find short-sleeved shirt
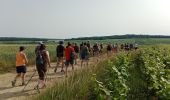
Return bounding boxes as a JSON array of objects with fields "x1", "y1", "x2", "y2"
[
  {"x1": 93, "y1": 45, "x2": 99, "y2": 52},
  {"x1": 65, "y1": 46, "x2": 75, "y2": 61},
  {"x1": 56, "y1": 45, "x2": 65, "y2": 57},
  {"x1": 107, "y1": 45, "x2": 112, "y2": 51}
]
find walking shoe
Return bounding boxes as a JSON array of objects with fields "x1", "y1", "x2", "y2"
[
  {"x1": 11, "y1": 80, "x2": 16, "y2": 87},
  {"x1": 34, "y1": 85, "x2": 40, "y2": 93},
  {"x1": 20, "y1": 82, "x2": 25, "y2": 86}
]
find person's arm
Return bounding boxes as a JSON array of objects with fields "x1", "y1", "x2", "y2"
[
  {"x1": 72, "y1": 48, "x2": 76, "y2": 55},
  {"x1": 23, "y1": 53, "x2": 28, "y2": 64},
  {"x1": 46, "y1": 51, "x2": 51, "y2": 67}
]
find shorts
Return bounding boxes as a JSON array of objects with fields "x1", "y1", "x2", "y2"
[
  {"x1": 57, "y1": 53, "x2": 64, "y2": 58},
  {"x1": 57, "y1": 57, "x2": 64, "y2": 62},
  {"x1": 65, "y1": 59, "x2": 74, "y2": 66},
  {"x1": 81, "y1": 55, "x2": 89, "y2": 60},
  {"x1": 75, "y1": 53, "x2": 79, "y2": 58},
  {"x1": 16, "y1": 66, "x2": 26, "y2": 73},
  {"x1": 36, "y1": 64, "x2": 47, "y2": 80}
]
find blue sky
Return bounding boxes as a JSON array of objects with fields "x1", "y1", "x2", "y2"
[{"x1": 0, "y1": 0, "x2": 170, "y2": 39}]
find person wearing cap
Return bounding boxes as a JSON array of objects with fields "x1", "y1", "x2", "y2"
[
  {"x1": 35, "y1": 43, "x2": 51, "y2": 89},
  {"x1": 35, "y1": 41, "x2": 43, "y2": 54},
  {"x1": 11, "y1": 46, "x2": 28, "y2": 87},
  {"x1": 54, "y1": 41, "x2": 65, "y2": 72}
]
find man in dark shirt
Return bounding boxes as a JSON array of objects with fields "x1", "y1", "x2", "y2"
[
  {"x1": 54, "y1": 41, "x2": 65, "y2": 72},
  {"x1": 74, "y1": 43, "x2": 79, "y2": 65}
]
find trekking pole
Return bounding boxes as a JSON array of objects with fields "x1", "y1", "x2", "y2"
[{"x1": 22, "y1": 70, "x2": 36, "y2": 92}]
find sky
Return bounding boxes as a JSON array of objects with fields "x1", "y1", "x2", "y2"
[{"x1": 0, "y1": 0, "x2": 170, "y2": 39}]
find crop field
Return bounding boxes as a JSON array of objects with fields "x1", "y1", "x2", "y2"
[{"x1": 90, "y1": 45, "x2": 170, "y2": 99}]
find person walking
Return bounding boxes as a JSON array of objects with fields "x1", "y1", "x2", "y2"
[
  {"x1": 87, "y1": 41, "x2": 92, "y2": 54},
  {"x1": 107, "y1": 43, "x2": 113, "y2": 57},
  {"x1": 12, "y1": 46, "x2": 28, "y2": 87},
  {"x1": 74, "y1": 43, "x2": 80, "y2": 65},
  {"x1": 99, "y1": 43, "x2": 103, "y2": 54},
  {"x1": 35, "y1": 43, "x2": 51, "y2": 89},
  {"x1": 65, "y1": 42, "x2": 75, "y2": 77},
  {"x1": 54, "y1": 41, "x2": 65, "y2": 73},
  {"x1": 93, "y1": 43, "x2": 100, "y2": 62},
  {"x1": 80, "y1": 43, "x2": 89, "y2": 67}
]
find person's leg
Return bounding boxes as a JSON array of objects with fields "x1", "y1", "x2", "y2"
[
  {"x1": 21, "y1": 66, "x2": 27, "y2": 85},
  {"x1": 86, "y1": 59, "x2": 89, "y2": 66},
  {"x1": 12, "y1": 73, "x2": 21, "y2": 86},
  {"x1": 54, "y1": 57, "x2": 60, "y2": 72},
  {"x1": 65, "y1": 65, "x2": 68, "y2": 77},
  {"x1": 36, "y1": 65, "x2": 45, "y2": 88},
  {"x1": 71, "y1": 60, "x2": 74, "y2": 70},
  {"x1": 71, "y1": 64, "x2": 74, "y2": 70},
  {"x1": 21, "y1": 73, "x2": 25, "y2": 85},
  {"x1": 40, "y1": 67, "x2": 47, "y2": 89},
  {"x1": 65, "y1": 61, "x2": 69, "y2": 77},
  {"x1": 61, "y1": 57, "x2": 64, "y2": 72},
  {"x1": 74, "y1": 54, "x2": 77, "y2": 65},
  {"x1": 12, "y1": 67, "x2": 22, "y2": 86},
  {"x1": 96, "y1": 52, "x2": 99, "y2": 62},
  {"x1": 14, "y1": 73, "x2": 21, "y2": 81},
  {"x1": 81, "y1": 60, "x2": 83, "y2": 67}
]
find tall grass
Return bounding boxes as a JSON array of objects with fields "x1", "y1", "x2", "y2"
[
  {"x1": 35, "y1": 67, "x2": 92, "y2": 100},
  {"x1": 0, "y1": 44, "x2": 56, "y2": 72},
  {"x1": 34, "y1": 55, "x2": 108, "y2": 100}
]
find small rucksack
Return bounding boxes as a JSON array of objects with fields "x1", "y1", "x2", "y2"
[
  {"x1": 74, "y1": 46, "x2": 79, "y2": 53},
  {"x1": 69, "y1": 48, "x2": 75, "y2": 60},
  {"x1": 36, "y1": 51, "x2": 45, "y2": 65}
]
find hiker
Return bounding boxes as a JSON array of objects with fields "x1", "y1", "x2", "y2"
[
  {"x1": 125, "y1": 43, "x2": 129, "y2": 51},
  {"x1": 99, "y1": 43, "x2": 103, "y2": 54},
  {"x1": 130, "y1": 43, "x2": 133, "y2": 50},
  {"x1": 80, "y1": 43, "x2": 90, "y2": 67},
  {"x1": 54, "y1": 41, "x2": 65, "y2": 73},
  {"x1": 134, "y1": 43, "x2": 138, "y2": 50},
  {"x1": 120, "y1": 44, "x2": 124, "y2": 50},
  {"x1": 87, "y1": 41, "x2": 92, "y2": 54},
  {"x1": 74, "y1": 43, "x2": 80, "y2": 65},
  {"x1": 35, "y1": 43, "x2": 51, "y2": 89},
  {"x1": 80, "y1": 42, "x2": 83, "y2": 50},
  {"x1": 107, "y1": 43, "x2": 112, "y2": 56},
  {"x1": 12, "y1": 46, "x2": 28, "y2": 87},
  {"x1": 93, "y1": 43, "x2": 100, "y2": 62},
  {"x1": 115, "y1": 43, "x2": 118, "y2": 53},
  {"x1": 65, "y1": 42, "x2": 75, "y2": 77}
]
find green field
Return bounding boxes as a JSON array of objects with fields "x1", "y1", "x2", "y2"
[
  {"x1": 1, "y1": 38, "x2": 170, "y2": 99},
  {"x1": 1, "y1": 38, "x2": 170, "y2": 72}
]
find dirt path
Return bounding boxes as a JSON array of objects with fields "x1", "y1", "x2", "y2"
[{"x1": 0, "y1": 56, "x2": 102, "y2": 100}]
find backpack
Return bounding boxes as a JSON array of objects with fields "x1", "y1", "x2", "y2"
[
  {"x1": 82, "y1": 46, "x2": 89, "y2": 56},
  {"x1": 36, "y1": 51, "x2": 45, "y2": 65},
  {"x1": 69, "y1": 47, "x2": 75, "y2": 60},
  {"x1": 74, "y1": 46, "x2": 79, "y2": 53}
]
